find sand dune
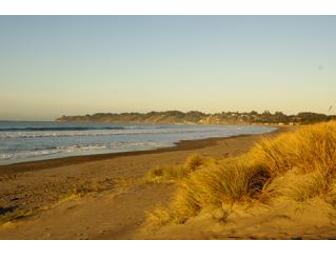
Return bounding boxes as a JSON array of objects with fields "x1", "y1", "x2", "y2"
[{"x1": 140, "y1": 122, "x2": 336, "y2": 239}]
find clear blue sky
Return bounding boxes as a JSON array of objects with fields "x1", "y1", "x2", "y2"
[{"x1": 1, "y1": 16, "x2": 336, "y2": 120}]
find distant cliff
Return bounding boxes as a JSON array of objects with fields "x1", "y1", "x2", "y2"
[{"x1": 56, "y1": 110, "x2": 336, "y2": 125}]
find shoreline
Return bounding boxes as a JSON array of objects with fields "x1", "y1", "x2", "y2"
[
  {"x1": 0, "y1": 126, "x2": 288, "y2": 239},
  {"x1": 0, "y1": 127, "x2": 283, "y2": 175}
]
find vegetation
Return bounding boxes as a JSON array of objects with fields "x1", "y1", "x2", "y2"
[
  {"x1": 0, "y1": 207, "x2": 34, "y2": 225},
  {"x1": 145, "y1": 154, "x2": 215, "y2": 183},
  {"x1": 57, "y1": 110, "x2": 336, "y2": 125},
  {"x1": 144, "y1": 121, "x2": 336, "y2": 231}
]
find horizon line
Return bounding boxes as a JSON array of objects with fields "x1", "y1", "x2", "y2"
[{"x1": 2, "y1": 109, "x2": 335, "y2": 122}]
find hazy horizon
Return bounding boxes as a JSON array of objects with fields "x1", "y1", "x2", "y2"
[
  {"x1": 0, "y1": 109, "x2": 335, "y2": 122},
  {"x1": 1, "y1": 16, "x2": 336, "y2": 121}
]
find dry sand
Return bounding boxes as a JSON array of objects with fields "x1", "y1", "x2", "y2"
[{"x1": 0, "y1": 129, "x2": 286, "y2": 240}]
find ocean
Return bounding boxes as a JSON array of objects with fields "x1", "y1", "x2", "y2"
[{"x1": 0, "y1": 121, "x2": 276, "y2": 165}]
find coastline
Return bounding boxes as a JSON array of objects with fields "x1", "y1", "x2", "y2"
[
  {"x1": 0, "y1": 126, "x2": 289, "y2": 240},
  {"x1": 0, "y1": 126, "x2": 283, "y2": 175}
]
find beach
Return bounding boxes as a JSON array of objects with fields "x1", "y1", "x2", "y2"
[{"x1": 0, "y1": 128, "x2": 284, "y2": 240}]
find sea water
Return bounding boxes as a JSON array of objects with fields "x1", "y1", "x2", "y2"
[{"x1": 0, "y1": 121, "x2": 276, "y2": 165}]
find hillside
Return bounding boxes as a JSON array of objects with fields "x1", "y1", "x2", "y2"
[{"x1": 57, "y1": 110, "x2": 336, "y2": 125}]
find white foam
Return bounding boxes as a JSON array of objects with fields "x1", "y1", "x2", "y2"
[
  {"x1": 0, "y1": 124, "x2": 277, "y2": 164},
  {"x1": 0, "y1": 128, "x2": 202, "y2": 139}
]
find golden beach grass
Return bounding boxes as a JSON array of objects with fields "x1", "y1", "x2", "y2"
[{"x1": 145, "y1": 121, "x2": 336, "y2": 230}]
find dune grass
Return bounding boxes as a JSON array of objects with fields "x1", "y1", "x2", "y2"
[
  {"x1": 0, "y1": 208, "x2": 34, "y2": 225},
  {"x1": 145, "y1": 121, "x2": 336, "y2": 229},
  {"x1": 144, "y1": 154, "x2": 216, "y2": 183}
]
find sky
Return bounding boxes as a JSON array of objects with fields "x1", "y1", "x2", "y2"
[{"x1": 1, "y1": 16, "x2": 336, "y2": 120}]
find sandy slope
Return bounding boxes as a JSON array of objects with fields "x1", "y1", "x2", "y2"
[
  {"x1": 0, "y1": 131, "x2": 282, "y2": 240},
  {"x1": 1, "y1": 183, "x2": 176, "y2": 240},
  {"x1": 140, "y1": 198, "x2": 336, "y2": 240}
]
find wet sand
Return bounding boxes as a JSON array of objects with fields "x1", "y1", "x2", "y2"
[{"x1": 0, "y1": 128, "x2": 285, "y2": 239}]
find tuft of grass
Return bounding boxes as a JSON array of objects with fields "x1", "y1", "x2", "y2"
[
  {"x1": 145, "y1": 154, "x2": 215, "y2": 183},
  {"x1": 57, "y1": 190, "x2": 83, "y2": 204},
  {"x1": 148, "y1": 157, "x2": 271, "y2": 225},
  {"x1": 249, "y1": 121, "x2": 336, "y2": 176},
  {"x1": 0, "y1": 208, "x2": 34, "y2": 225},
  {"x1": 145, "y1": 121, "x2": 336, "y2": 229},
  {"x1": 182, "y1": 154, "x2": 208, "y2": 172},
  {"x1": 263, "y1": 168, "x2": 328, "y2": 202}
]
